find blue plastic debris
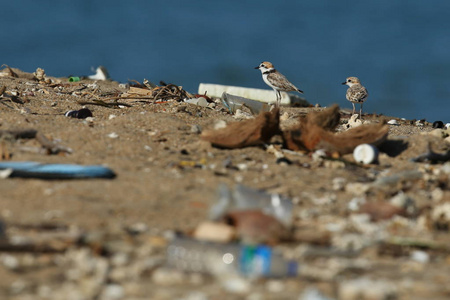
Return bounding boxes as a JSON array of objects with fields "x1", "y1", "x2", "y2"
[{"x1": 0, "y1": 161, "x2": 116, "y2": 179}]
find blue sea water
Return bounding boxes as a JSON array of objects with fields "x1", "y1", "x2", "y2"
[{"x1": 1, "y1": 1, "x2": 449, "y2": 121}]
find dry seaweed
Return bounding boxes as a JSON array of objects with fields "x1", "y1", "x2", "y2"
[
  {"x1": 201, "y1": 108, "x2": 280, "y2": 148},
  {"x1": 283, "y1": 105, "x2": 389, "y2": 154}
]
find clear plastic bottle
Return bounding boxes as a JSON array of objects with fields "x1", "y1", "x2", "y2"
[{"x1": 167, "y1": 237, "x2": 298, "y2": 278}]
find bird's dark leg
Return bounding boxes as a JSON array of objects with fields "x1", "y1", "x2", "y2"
[{"x1": 275, "y1": 90, "x2": 281, "y2": 107}]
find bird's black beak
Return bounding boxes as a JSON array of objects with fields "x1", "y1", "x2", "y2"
[
  {"x1": 254, "y1": 66, "x2": 260, "y2": 69},
  {"x1": 341, "y1": 82, "x2": 347, "y2": 85}
]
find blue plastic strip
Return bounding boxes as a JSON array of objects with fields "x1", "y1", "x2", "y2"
[{"x1": 0, "y1": 162, "x2": 116, "y2": 179}]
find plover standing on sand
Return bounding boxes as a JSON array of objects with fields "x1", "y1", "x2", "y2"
[
  {"x1": 255, "y1": 61, "x2": 303, "y2": 107},
  {"x1": 342, "y1": 76, "x2": 368, "y2": 116}
]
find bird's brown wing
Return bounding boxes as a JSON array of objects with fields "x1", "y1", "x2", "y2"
[
  {"x1": 347, "y1": 85, "x2": 368, "y2": 102},
  {"x1": 267, "y1": 72, "x2": 301, "y2": 92}
]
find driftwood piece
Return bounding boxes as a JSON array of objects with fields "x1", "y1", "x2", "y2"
[
  {"x1": 317, "y1": 123, "x2": 389, "y2": 154},
  {"x1": 201, "y1": 108, "x2": 280, "y2": 149},
  {"x1": 121, "y1": 83, "x2": 193, "y2": 102}
]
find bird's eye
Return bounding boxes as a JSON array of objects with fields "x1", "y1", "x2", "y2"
[{"x1": 347, "y1": 79, "x2": 351, "y2": 82}]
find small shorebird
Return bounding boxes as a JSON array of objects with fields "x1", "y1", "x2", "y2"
[
  {"x1": 255, "y1": 61, "x2": 303, "y2": 107},
  {"x1": 342, "y1": 76, "x2": 368, "y2": 116}
]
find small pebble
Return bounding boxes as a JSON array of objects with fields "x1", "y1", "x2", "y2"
[
  {"x1": 339, "y1": 278, "x2": 397, "y2": 300},
  {"x1": 108, "y1": 132, "x2": 119, "y2": 139},
  {"x1": 1, "y1": 254, "x2": 19, "y2": 270},
  {"x1": 431, "y1": 202, "x2": 450, "y2": 231},
  {"x1": 265, "y1": 280, "x2": 285, "y2": 293},
  {"x1": 100, "y1": 284, "x2": 125, "y2": 300},
  {"x1": 389, "y1": 192, "x2": 415, "y2": 212},
  {"x1": 299, "y1": 288, "x2": 333, "y2": 300},
  {"x1": 332, "y1": 177, "x2": 347, "y2": 191},
  {"x1": 152, "y1": 268, "x2": 186, "y2": 285},
  {"x1": 190, "y1": 124, "x2": 202, "y2": 134},
  {"x1": 347, "y1": 197, "x2": 366, "y2": 211},
  {"x1": 222, "y1": 277, "x2": 251, "y2": 294},
  {"x1": 214, "y1": 120, "x2": 227, "y2": 130},
  {"x1": 410, "y1": 250, "x2": 430, "y2": 263},
  {"x1": 312, "y1": 149, "x2": 327, "y2": 161}
]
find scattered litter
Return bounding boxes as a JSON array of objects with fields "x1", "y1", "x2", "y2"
[
  {"x1": 0, "y1": 68, "x2": 449, "y2": 298},
  {"x1": 221, "y1": 92, "x2": 270, "y2": 115},
  {"x1": 68, "y1": 76, "x2": 80, "y2": 82},
  {"x1": 64, "y1": 108, "x2": 93, "y2": 119},
  {"x1": 108, "y1": 132, "x2": 119, "y2": 139},
  {"x1": 121, "y1": 81, "x2": 193, "y2": 103},
  {"x1": 185, "y1": 97, "x2": 209, "y2": 107},
  {"x1": 198, "y1": 83, "x2": 310, "y2": 106},
  {"x1": 166, "y1": 237, "x2": 297, "y2": 278},
  {"x1": 387, "y1": 119, "x2": 399, "y2": 125},
  {"x1": 211, "y1": 184, "x2": 294, "y2": 228},
  {"x1": 353, "y1": 144, "x2": 379, "y2": 164},
  {"x1": 87, "y1": 66, "x2": 110, "y2": 81},
  {"x1": 432, "y1": 120, "x2": 444, "y2": 129}
]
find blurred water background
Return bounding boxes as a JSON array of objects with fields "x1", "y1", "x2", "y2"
[{"x1": 1, "y1": 1, "x2": 449, "y2": 121}]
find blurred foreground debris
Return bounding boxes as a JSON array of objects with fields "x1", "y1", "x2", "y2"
[
  {"x1": 0, "y1": 129, "x2": 72, "y2": 155},
  {"x1": 411, "y1": 144, "x2": 450, "y2": 163}
]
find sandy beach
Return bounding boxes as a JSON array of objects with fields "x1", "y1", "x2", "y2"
[{"x1": 0, "y1": 67, "x2": 449, "y2": 299}]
